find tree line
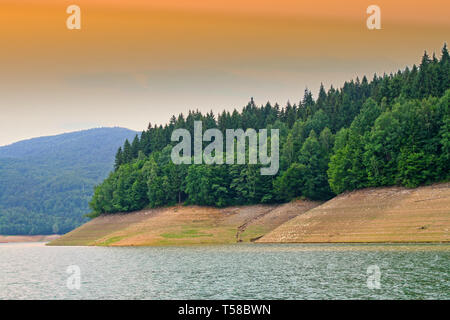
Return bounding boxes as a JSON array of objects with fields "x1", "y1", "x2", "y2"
[{"x1": 89, "y1": 45, "x2": 450, "y2": 215}]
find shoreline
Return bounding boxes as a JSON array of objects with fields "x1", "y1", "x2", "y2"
[
  {"x1": 0, "y1": 234, "x2": 60, "y2": 243},
  {"x1": 50, "y1": 183, "x2": 450, "y2": 247},
  {"x1": 47, "y1": 240, "x2": 450, "y2": 247}
]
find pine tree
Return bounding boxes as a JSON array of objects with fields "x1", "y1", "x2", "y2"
[
  {"x1": 130, "y1": 134, "x2": 140, "y2": 159},
  {"x1": 440, "y1": 43, "x2": 450, "y2": 95},
  {"x1": 122, "y1": 139, "x2": 132, "y2": 164},
  {"x1": 114, "y1": 147, "x2": 123, "y2": 171}
]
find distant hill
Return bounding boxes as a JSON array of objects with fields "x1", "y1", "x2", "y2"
[{"x1": 0, "y1": 127, "x2": 138, "y2": 235}]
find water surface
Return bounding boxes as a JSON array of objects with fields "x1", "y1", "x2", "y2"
[{"x1": 0, "y1": 243, "x2": 448, "y2": 299}]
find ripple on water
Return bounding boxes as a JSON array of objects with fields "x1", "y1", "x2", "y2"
[{"x1": 0, "y1": 242, "x2": 448, "y2": 299}]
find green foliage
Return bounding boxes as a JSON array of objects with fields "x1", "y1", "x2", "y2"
[
  {"x1": 328, "y1": 98, "x2": 383, "y2": 193},
  {"x1": 90, "y1": 46, "x2": 450, "y2": 215},
  {"x1": 397, "y1": 150, "x2": 436, "y2": 188},
  {"x1": 296, "y1": 130, "x2": 333, "y2": 200},
  {"x1": 0, "y1": 128, "x2": 137, "y2": 234},
  {"x1": 274, "y1": 163, "x2": 306, "y2": 201},
  {"x1": 439, "y1": 91, "x2": 450, "y2": 178},
  {"x1": 329, "y1": 90, "x2": 449, "y2": 193}
]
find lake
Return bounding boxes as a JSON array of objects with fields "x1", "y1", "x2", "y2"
[{"x1": 0, "y1": 243, "x2": 448, "y2": 299}]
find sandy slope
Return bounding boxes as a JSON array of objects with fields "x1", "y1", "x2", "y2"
[
  {"x1": 49, "y1": 200, "x2": 320, "y2": 246},
  {"x1": 49, "y1": 183, "x2": 450, "y2": 246},
  {"x1": 258, "y1": 183, "x2": 450, "y2": 243}
]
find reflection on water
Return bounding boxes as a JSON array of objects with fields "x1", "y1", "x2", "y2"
[{"x1": 0, "y1": 242, "x2": 448, "y2": 299}]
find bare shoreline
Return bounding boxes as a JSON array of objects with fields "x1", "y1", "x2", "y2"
[
  {"x1": 0, "y1": 235, "x2": 61, "y2": 243},
  {"x1": 50, "y1": 183, "x2": 450, "y2": 247}
]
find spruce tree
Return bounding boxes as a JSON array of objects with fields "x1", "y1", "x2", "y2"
[
  {"x1": 123, "y1": 139, "x2": 132, "y2": 164},
  {"x1": 114, "y1": 147, "x2": 123, "y2": 171}
]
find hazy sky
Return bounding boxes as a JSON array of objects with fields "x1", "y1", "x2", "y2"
[{"x1": 0, "y1": 0, "x2": 449, "y2": 146}]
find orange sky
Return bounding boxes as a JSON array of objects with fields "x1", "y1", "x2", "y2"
[
  {"x1": 8, "y1": 0, "x2": 450, "y2": 24},
  {"x1": 0, "y1": 0, "x2": 449, "y2": 145}
]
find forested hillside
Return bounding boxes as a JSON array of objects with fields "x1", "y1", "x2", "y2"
[
  {"x1": 90, "y1": 45, "x2": 450, "y2": 216},
  {"x1": 0, "y1": 128, "x2": 137, "y2": 235}
]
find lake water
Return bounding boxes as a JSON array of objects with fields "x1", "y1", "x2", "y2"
[{"x1": 0, "y1": 243, "x2": 448, "y2": 300}]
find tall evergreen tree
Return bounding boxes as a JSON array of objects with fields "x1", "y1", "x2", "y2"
[{"x1": 114, "y1": 147, "x2": 123, "y2": 171}]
